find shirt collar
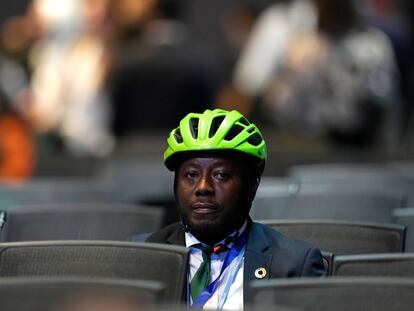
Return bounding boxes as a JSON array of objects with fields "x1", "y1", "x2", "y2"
[{"x1": 185, "y1": 220, "x2": 248, "y2": 248}]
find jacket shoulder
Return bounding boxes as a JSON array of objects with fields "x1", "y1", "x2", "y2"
[{"x1": 145, "y1": 222, "x2": 184, "y2": 244}]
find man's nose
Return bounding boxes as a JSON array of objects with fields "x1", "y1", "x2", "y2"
[{"x1": 195, "y1": 176, "x2": 214, "y2": 196}]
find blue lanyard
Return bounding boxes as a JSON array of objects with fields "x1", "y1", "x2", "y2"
[
  {"x1": 190, "y1": 228, "x2": 248, "y2": 309},
  {"x1": 217, "y1": 247, "x2": 245, "y2": 310}
]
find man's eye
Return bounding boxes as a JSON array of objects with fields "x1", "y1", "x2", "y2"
[
  {"x1": 215, "y1": 172, "x2": 230, "y2": 180},
  {"x1": 185, "y1": 171, "x2": 198, "y2": 179}
]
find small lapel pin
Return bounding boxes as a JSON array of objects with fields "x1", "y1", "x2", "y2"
[{"x1": 254, "y1": 267, "x2": 267, "y2": 279}]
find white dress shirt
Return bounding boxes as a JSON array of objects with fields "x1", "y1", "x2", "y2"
[{"x1": 185, "y1": 221, "x2": 248, "y2": 310}]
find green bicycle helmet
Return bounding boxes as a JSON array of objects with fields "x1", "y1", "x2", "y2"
[{"x1": 164, "y1": 109, "x2": 267, "y2": 174}]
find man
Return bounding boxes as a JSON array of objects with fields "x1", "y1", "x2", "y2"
[
  {"x1": 227, "y1": 0, "x2": 399, "y2": 148},
  {"x1": 132, "y1": 109, "x2": 325, "y2": 309}
]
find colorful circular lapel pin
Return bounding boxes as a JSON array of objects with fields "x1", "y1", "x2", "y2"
[{"x1": 254, "y1": 267, "x2": 267, "y2": 279}]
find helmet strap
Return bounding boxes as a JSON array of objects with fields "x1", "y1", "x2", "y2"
[{"x1": 181, "y1": 218, "x2": 190, "y2": 232}]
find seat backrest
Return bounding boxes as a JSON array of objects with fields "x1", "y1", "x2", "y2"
[
  {"x1": 250, "y1": 277, "x2": 414, "y2": 311},
  {"x1": 261, "y1": 220, "x2": 406, "y2": 255},
  {"x1": 96, "y1": 158, "x2": 174, "y2": 203},
  {"x1": 0, "y1": 241, "x2": 189, "y2": 303},
  {"x1": 285, "y1": 189, "x2": 406, "y2": 223},
  {"x1": 0, "y1": 204, "x2": 165, "y2": 242},
  {"x1": 393, "y1": 207, "x2": 414, "y2": 252},
  {"x1": 288, "y1": 163, "x2": 414, "y2": 203},
  {"x1": 332, "y1": 253, "x2": 414, "y2": 277},
  {"x1": 0, "y1": 179, "x2": 118, "y2": 210},
  {"x1": 250, "y1": 177, "x2": 299, "y2": 220},
  {"x1": 287, "y1": 163, "x2": 408, "y2": 186},
  {"x1": 0, "y1": 276, "x2": 164, "y2": 311}
]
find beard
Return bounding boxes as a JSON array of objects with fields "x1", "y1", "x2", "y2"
[
  {"x1": 185, "y1": 217, "x2": 227, "y2": 245},
  {"x1": 181, "y1": 206, "x2": 248, "y2": 245}
]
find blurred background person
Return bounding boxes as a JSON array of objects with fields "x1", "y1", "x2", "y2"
[
  {"x1": 223, "y1": 0, "x2": 402, "y2": 152},
  {"x1": 356, "y1": 0, "x2": 414, "y2": 150},
  {"x1": 21, "y1": 0, "x2": 115, "y2": 157},
  {"x1": 0, "y1": 18, "x2": 35, "y2": 180},
  {"x1": 0, "y1": 87, "x2": 35, "y2": 180},
  {"x1": 108, "y1": 0, "x2": 217, "y2": 138},
  {"x1": 52, "y1": 289, "x2": 155, "y2": 311}
]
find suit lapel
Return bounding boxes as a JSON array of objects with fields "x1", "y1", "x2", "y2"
[
  {"x1": 165, "y1": 226, "x2": 186, "y2": 246},
  {"x1": 243, "y1": 222, "x2": 273, "y2": 304}
]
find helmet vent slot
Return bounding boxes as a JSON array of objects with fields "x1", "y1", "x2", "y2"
[
  {"x1": 239, "y1": 117, "x2": 250, "y2": 126},
  {"x1": 247, "y1": 133, "x2": 263, "y2": 146},
  {"x1": 189, "y1": 118, "x2": 199, "y2": 139},
  {"x1": 224, "y1": 124, "x2": 244, "y2": 141},
  {"x1": 209, "y1": 116, "x2": 225, "y2": 138},
  {"x1": 173, "y1": 129, "x2": 183, "y2": 143}
]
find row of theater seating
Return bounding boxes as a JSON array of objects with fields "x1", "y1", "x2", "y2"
[
  {"x1": 3, "y1": 194, "x2": 414, "y2": 249},
  {"x1": 0, "y1": 159, "x2": 176, "y2": 310},
  {"x1": 250, "y1": 277, "x2": 414, "y2": 310},
  {"x1": 0, "y1": 241, "x2": 186, "y2": 310},
  {"x1": 253, "y1": 162, "x2": 414, "y2": 310},
  {"x1": 252, "y1": 162, "x2": 414, "y2": 251},
  {"x1": 0, "y1": 276, "x2": 414, "y2": 310},
  {"x1": 2, "y1": 160, "x2": 414, "y2": 309},
  {"x1": 0, "y1": 240, "x2": 412, "y2": 310},
  {"x1": 1, "y1": 188, "x2": 413, "y2": 242},
  {"x1": 0, "y1": 204, "x2": 408, "y2": 255},
  {"x1": 0, "y1": 225, "x2": 414, "y2": 276}
]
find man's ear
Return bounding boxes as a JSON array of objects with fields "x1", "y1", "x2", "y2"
[
  {"x1": 173, "y1": 172, "x2": 179, "y2": 198},
  {"x1": 248, "y1": 176, "x2": 260, "y2": 202}
]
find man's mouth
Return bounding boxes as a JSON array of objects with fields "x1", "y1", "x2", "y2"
[{"x1": 192, "y1": 202, "x2": 218, "y2": 214}]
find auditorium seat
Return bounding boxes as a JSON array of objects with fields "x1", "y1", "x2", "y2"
[
  {"x1": 333, "y1": 253, "x2": 414, "y2": 277},
  {"x1": 0, "y1": 276, "x2": 164, "y2": 310},
  {"x1": 393, "y1": 207, "x2": 414, "y2": 252},
  {"x1": 0, "y1": 241, "x2": 189, "y2": 303},
  {"x1": 0, "y1": 204, "x2": 165, "y2": 242},
  {"x1": 250, "y1": 277, "x2": 414, "y2": 311},
  {"x1": 261, "y1": 220, "x2": 406, "y2": 255}
]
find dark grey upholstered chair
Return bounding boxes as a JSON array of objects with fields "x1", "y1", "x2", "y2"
[
  {"x1": 0, "y1": 241, "x2": 189, "y2": 303},
  {"x1": 96, "y1": 158, "x2": 174, "y2": 203},
  {"x1": 260, "y1": 220, "x2": 406, "y2": 255},
  {"x1": 285, "y1": 188, "x2": 406, "y2": 223},
  {"x1": 393, "y1": 208, "x2": 414, "y2": 252},
  {"x1": 287, "y1": 163, "x2": 412, "y2": 186},
  {"x1": 0, "y1": 204, "x2": 165, "y2": 242},
  {"x1": 96, "y1": 158, "x2": 177, "y2": 224},
  {"x1": 0, "y1": 277, "x2": 164, "y2": 311},
  {"x1": 250, "y1": 277, "x2": 414, "y2": 311},
  {"x1": 250, "y1": 177, "x2": 299, "y2": 220},
  {"x1": 251, "y1": 177, "x2": 407, "y2": 223},
  {"x1": 332, "y1": 253, "x2": 414, "y2": 277},
  {"x1": 0, "y1": 179, "x2": 118, "y2": 211},
  {"x1": 288, "y1": 162, "x2": 414, "y2": 202}
]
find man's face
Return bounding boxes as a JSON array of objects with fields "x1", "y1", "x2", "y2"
[{"x1": 175, "y1": 157, "x2": 254, "y2": 244}]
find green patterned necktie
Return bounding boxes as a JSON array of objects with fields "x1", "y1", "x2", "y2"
[
  {"x1": 190, "y1": 233, "x2": 239, "y2": 302},
  {"x1": 190, "y1": 245, "x2": 212, "y2": 301}
]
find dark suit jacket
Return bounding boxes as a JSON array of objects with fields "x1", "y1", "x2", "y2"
[{"x1": 131, "y1": 220, "x2": 325, "y2": 303}]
